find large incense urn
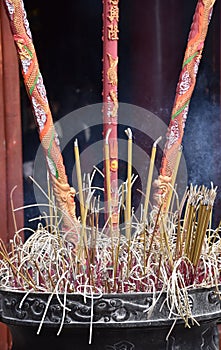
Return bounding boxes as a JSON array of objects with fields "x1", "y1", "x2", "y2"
[{"x1": 0, "y1": 287, "x2": 220, "y2": 350}]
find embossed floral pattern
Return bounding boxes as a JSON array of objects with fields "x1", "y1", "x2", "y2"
[
  {"x1": 21, "y1": 58, "x2": 31, "y2": 74},
  {"x1": 5, "y1": 0, "x2": 14, "y2": 19},
  {"x1": 182, "y1": 106, "x2": 189, "y2": 130},
  {"x1": 21, "y1": 0, "x2": 32, "y2": 39},
  {"x1": 194, "y1": 56, "x2": 200, "y2": 77},
  {"x1": 107, "y1": 341, "x2": 135, "y2": 350},
  {"x1": 46, "y1": 156, "x2": 57, "y2": 177},
  {"x1": 36, "y1": 74, "x2": 47, "y2": 102},
  {"x1": 32, "y1": 97, "x2": 47, "y2": 132},
  {"x1": 178, "y1": 71, "x2": 191, "y2": 95},
  {"x1": 166, "y1": 120, "x2": 180, "y2": 150}
]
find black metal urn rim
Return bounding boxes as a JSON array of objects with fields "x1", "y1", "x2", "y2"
[{"x1": 0, "y1": 286, "x2": 220, "y2": 329}]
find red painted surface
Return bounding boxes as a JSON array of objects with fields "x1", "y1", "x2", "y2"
[
  {"x1": 1, "y1": 1, "x2": 23, "y2": 238},
  {"x1": 103, "y1": 0, "x2": 119, "y2": 226},
  {"x1": 0, "y1": 2, "x2": 23, "y2": 349}
]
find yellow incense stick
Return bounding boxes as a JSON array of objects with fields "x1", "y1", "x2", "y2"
[
  {"x1": 165, "y1": 146, "x2": 182, "y2": 213},
  {"x1": 184, "y1": 204, "x2": 195, "y2": 257},
  {"x1": 143, "y1": 136, "x2": 162, "y2": 223},
  {"x1": 10, "y1": 186, "x2": 18, "y2": 234},
  {"x1": 74, "y1": 139, "x2": 85, "y2": 221},
  {"x1": 125, "y1": 128, "x2": 133, "y2": 241},
  {"x1": 105, "y1": 129, "x2": 112, "y2": 222},
  {"x1": 105, "y1": 129, "x2": 115, "y2": 272},
  {"x1": 160, "y1": 217, "x2": 173, "y2": 268},
  {"x1": 208, "y1": 220, "x2": 221, "y2": 254},
  {"x1": 193, "y1": 206, "x2": 211, "y2": 266},
  {"x1": 47, "y1": 171, "x2": 53, "y2": 231},
  {"x1": 77, "y1": 204, "x2": 89, "y2": 262},
  {"x1": 190, "y1": 202, "x2": 204, "y2": 262}
]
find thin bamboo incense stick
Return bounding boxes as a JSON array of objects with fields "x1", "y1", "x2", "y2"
[
  {"x1": 143, "y1": 136, "x2": 162, "y2": 223},
  {"x1": 0, "y1": 250, "x2": 36, "y2": 290},
  {"x1": 124, "y1": 128, "x2": 132, "y2": 280},
  {"x1": 105, "y1": 129, "x2": 115, "y2": 273},
  {"x1": 192, "y1": 206, "x2": 211, "y2": 266},
  {"x1": 175, "y1": 214, "x2": 182, "y2": 259},
  {"x1": 165, "y1": 146, "x2": 182, "y2": 214},
  {"x1": 160, "y1": 217, "x2": 173, "y2": 268},
  {"x1": 145, "y1": 204, "x2": 162, "y2": 267},
  {"x1": 74, "y1": 139, "x2": 85, "y2": 222},
  {"x1": 125, "y1": 128, "x2": 132, "y2": 242},
  {"x1": 184, "y1": 204, "x2": 195, "y2": 257},
  {"x1": 10, "y1": 186, "x2": 18, "y2": 233},
  {"x1": 120, "y1": 183, "x2": 125, "y2": 223},
  {"x1": 47, "y1": 171, "x2": 53, "y2": 231},
  {"x1": 105, "y1": 129, "x2": 112, "y2": 224}
]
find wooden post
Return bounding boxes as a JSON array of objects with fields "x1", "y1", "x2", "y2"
[
  {"x1": 1, "y1": 1, "x2": 23, "y2": 236},
  {"x1": 0, "y1": 2, "x2": 23, "y2": 349}
]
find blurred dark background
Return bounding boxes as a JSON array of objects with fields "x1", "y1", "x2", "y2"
[{"x1": 21, "y1": 0, "x2": 221, "y2": 228}]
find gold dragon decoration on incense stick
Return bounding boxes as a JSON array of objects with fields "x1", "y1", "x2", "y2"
[
  {"x1": 156, "y1": 0, "x2": 217, "y2": 211},
  {"x1": 4, "y1": 0, "x2": 79, "y2": 233}
]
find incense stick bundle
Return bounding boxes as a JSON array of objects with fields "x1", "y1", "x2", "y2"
[{"x1": 182, "y1": 185, "x2": 217, "y2": 267}]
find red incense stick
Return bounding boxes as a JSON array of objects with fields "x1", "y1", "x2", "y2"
[{"x1": 103, "y1": 0, "x2": 120, "y2": 228}]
